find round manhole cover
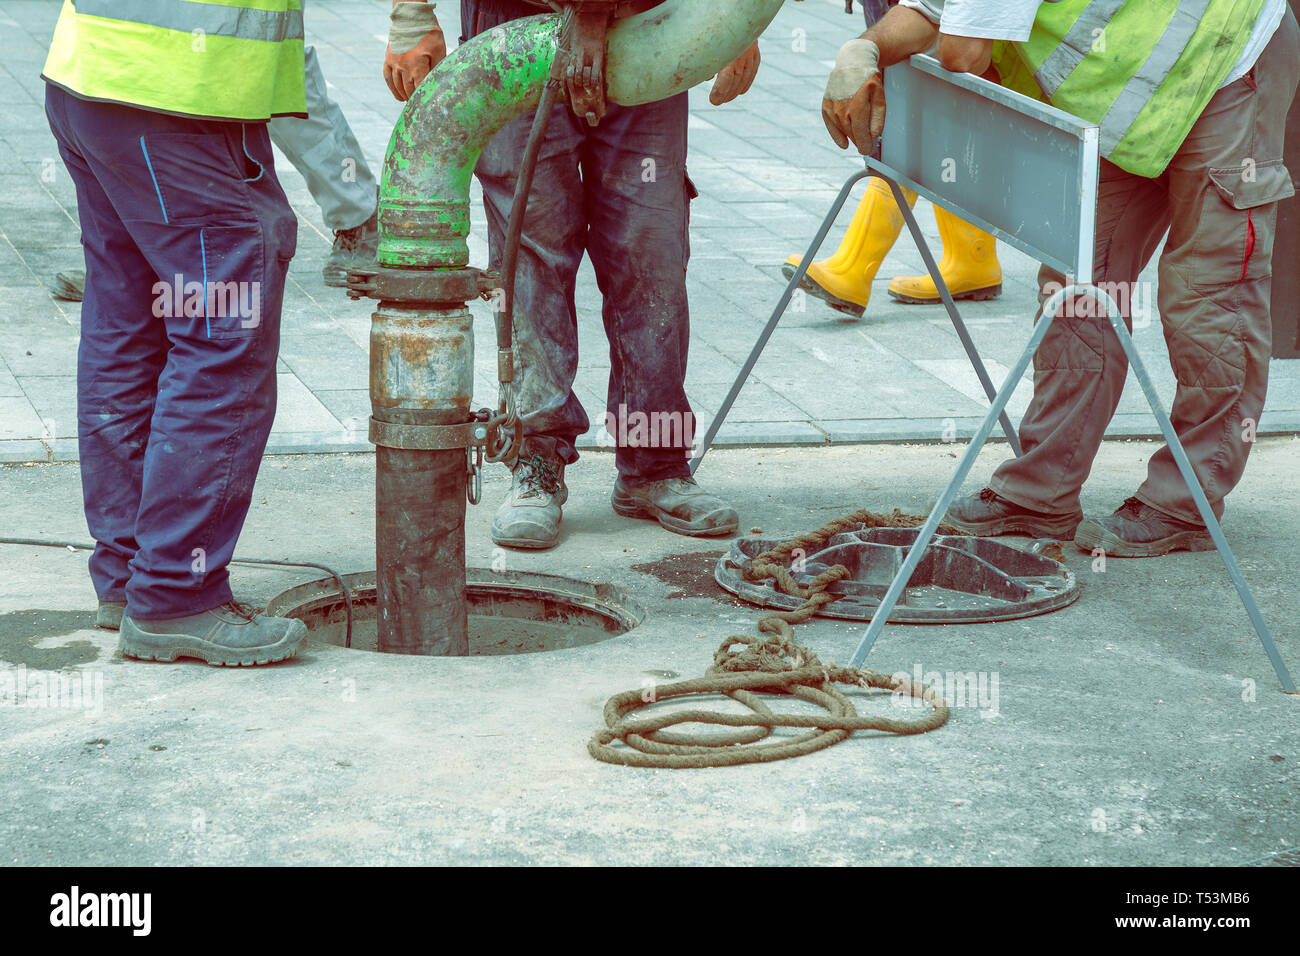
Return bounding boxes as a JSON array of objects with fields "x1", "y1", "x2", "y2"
[
  {"x1": 265, "y1": 569, "x2": 644, "y2": 655},
  {"x1": 716, "y1": 526, "x2": 1081, "y2": 623}
]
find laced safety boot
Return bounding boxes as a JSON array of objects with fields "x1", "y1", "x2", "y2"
[
  {"x1": 612, "y1": 476, "x2": 739, "y2": 538},
  {"x1": 888, "y1": 205, "x2": 1002, "y2": 304},
  {"x1": 945, "y1": 487, "x2": 1082, "y2": 539},
  {"x1": 322, "y1": 208, "x2": 379, "y2": 287},
  {"x1": 782, "y1": 176, "x2": 917, "y2": 317},
  {"x1": 118, "y1": 601, "x2": 309, "y2": 666},
  {"x1": 491, "y1": 452, "x2": 568, "y2": 550},
  {"x1": 1073, "y1": 497, "x2": 1214, "y2": 558}
]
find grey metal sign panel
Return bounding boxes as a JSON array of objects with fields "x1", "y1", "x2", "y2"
[{"x1": 875, "y1": 54, "x2": 1101, "y2": 283}]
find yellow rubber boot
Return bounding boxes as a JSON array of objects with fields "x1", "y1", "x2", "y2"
[
  {"x1": 887, "y1": 206, "x2": 1002, "y2": 304},
  {"x1": 782, "y1": 177, "x2": 917, "y2": 317}
]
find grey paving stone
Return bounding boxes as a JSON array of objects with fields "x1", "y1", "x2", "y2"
[
  {"x1": 0, "y1": 363, "x2": 22, "y2": 396},
  {"x1": 1, "y1": 0, "x2": 1296, "y2": 466},
  {"x1": 277, "y1": 333, "x2": 369, "y2": 392},
  {"x1": 313, "y1": 388, "x2": 372, "y2": 434},
  {"x1": 268, "y1": 372, "x2": 346, "y2": 438},
  {"x1": 0, "y1": 394, "x2": 45, "y2": 441},
  {"x1": 16, "y1": 374, "x2": 76, "y2": 438}
]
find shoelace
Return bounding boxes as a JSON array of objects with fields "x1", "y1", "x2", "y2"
[
  {"x1": 222, "y1": 601, "x2": 258, "y2": 622},
  {"x1": 516, "y1": 454, "x2": 561, "y2": 499},
  {"x1": 977, "y1": 487, "x2": 1000, "y2": 504},
  {"x1": 332, "y1": 223, "x2": 366, "y2": 255}
]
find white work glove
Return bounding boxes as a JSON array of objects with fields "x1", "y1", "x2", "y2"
[
  {"x1": 385, "y1": 1, "x2": 447, "y2": 102},
  {"x1": 822, "y1": 37, "x2": 886, "y2": 154}
]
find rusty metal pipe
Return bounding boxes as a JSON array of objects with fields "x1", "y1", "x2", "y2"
[
  {"x1": 371, "y1": 303, "x2": 474, "y2": 655},
  {"x1": 364, "y1": 0, "x2": 785, "y2": 655}
]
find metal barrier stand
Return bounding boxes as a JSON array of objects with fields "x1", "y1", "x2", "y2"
[
  {"x1": 689, "y1": 158, "x2": 1021, "y2": 474},
  {"x1": 698, "y1": 53, "x2": 1296, "y2": 692}
]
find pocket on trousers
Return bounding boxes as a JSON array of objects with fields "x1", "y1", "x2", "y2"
[
  {"x1": 1195, "y1": 160, "x2": 1294, "y2": 287},
  {"x1": 150, "y1": 222, "x2": 268, "y2": 340},
  {"x1": 138, "y1": 132, "x2": 255, "y2": 224}
]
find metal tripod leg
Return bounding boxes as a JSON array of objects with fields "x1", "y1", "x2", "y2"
[
  {"x1": 690, "y1": 169, "x2": 1021, "y2": 474},
  {"x1": 847, "y1": 285, "x2": 1296, "y2": 693},
  {"x1": 1101, "y1": 302, "x2": 1296, "y2": 693},
  {"x1": 847, "y1": 284, "x2": 1070, "y2": 670},
  {"x1": 689, "y1": 168, "x2": 871, "y2": 475},
  {"x1": 885, "y1": 178, "x2": 1022, "y2": 457}
]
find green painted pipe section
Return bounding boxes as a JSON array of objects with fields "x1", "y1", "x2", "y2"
[{"x1": 378, "y1": 0, "x2": 786, "y2": 269}]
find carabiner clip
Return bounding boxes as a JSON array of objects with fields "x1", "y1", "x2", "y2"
[{"x1": 466, "y1": 442, "x2": 484, "y2": 506}]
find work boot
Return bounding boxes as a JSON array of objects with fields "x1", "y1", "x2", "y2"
[
  {"x1": 491, "y1": 453, "x2": 568, "y2": 550},
  {"x1": 781, "y1": 176, "x2": 917, "y2": 318},
  {"x1": 118, "y1": 601, "x2": 308, "y2": 666},
  {"x1": 96, "y1": 600, "x2": 126, "y2": 631},
  {"x1": 612, "y1": 476, "x2": 739, "y2": 538},
  {"x1": 888, "y1": 206, "x2": 1002, "y2": 304},
  {"x1": 50, "y1": 269, "x2": 86, "y2": 302},
  {"x1": 1073, "y1": 497, "x2": 1214, "y2": 558},
  {"x1": 323, "y1": 208, "x2": 379, "y2": 287},
  {"x1": 945, "y1": 487, "x2": 1082, "y2": 539}
]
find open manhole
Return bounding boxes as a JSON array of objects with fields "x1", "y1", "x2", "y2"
[
  {"x1": 265, "y1": 569, "x2": 644, "y2": 655},
  {"x1": 716, "y1": 526, "x2": 1080, "y2": 623}
]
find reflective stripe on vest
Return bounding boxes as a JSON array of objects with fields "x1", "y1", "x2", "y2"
[
  {"x1": 1033, "y1": 0, "x2": 1127, "y2": 97},
  {"x1": 74, "y1": 0, "x2": 303, "y2": 44},
  {"x1": 994, "y1": 0, "x2": 1267, "y2": 177},
  {"x1": 41, "y1": 0, "x2": 306, "y2": 122},
  {"x1": 1095, "y1": 0, "x2": 1213, "y2": 157}
]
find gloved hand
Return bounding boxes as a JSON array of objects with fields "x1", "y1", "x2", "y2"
[
  {"x1": 384, "y1": 1, "x2": 447, "y2": 102},
  {"x1": 709, "y1": 42, "x2": 761, "y2": 105},
  {"x1": 822, "y1": 37, "x2": 886, "y2": 154}
]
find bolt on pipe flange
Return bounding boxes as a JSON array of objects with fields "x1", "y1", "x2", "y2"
[{"x1": 346, "y1": 265, "x2": 500, "y2": 305}]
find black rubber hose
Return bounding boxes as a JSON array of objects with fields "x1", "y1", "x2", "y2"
[{"x1": 497, "y1": 24, "x2": 569, "y2": 358}]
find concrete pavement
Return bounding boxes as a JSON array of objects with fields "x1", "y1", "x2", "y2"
[
  {"x1": 2, "y1": 0, "x2": 1300, "y2": 463},
  {"x1": 2, "y1": 440, "x2": 1298, "y2": 865}
]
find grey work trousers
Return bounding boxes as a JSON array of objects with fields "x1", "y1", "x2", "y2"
[
  {"x1": 990, "y1": 9, "x2": 1300, "y2": 525},
  {"x1": 267, "y1": 6, "x2": 377, "y2": 232}
]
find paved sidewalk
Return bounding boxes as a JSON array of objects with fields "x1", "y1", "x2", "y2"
[
  {"x1": 2, "y1": 0, "x2": 1298, "y2": 464},
  {"x1": 4, "y1": 441, "x2": 1299, "y2": 865}
]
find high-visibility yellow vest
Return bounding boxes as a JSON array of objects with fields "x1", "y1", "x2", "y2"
[
  {"x1": 992, "y1": 0, "x2": 1267, "y2": 177},
  {"x1": 42, "y1": 0, "x2": 306, "y2": 122}
]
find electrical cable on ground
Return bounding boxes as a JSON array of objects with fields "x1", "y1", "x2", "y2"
[{"x1": 0, "y1": 536, "x2": 354, "y2": 649}]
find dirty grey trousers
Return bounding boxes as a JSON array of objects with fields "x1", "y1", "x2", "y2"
[{"x1": 990, "y1": 9, "x2": 1300, "y2": 525}]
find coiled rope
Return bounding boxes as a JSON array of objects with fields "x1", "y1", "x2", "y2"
[{"x1": 589, "y1": 509, "x2": 960, "y2": 767}]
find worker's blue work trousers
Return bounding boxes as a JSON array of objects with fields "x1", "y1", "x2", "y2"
[
  {"x1": 45, "y1": 85, "x2": 297, "y2": 620},
  {"x1": 464, "y1": 1, "x2": 697, "y2": 485}
]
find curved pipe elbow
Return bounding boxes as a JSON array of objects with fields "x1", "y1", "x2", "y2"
[{"x1": 380, "y1": 0, "x2": 785, "y2": 269}]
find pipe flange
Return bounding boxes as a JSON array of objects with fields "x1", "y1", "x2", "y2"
[
  {"x1": 370, "y1": 417, "x2": 487, "y2": 451},
  {"x1": 347, "y1": 266, "x2": 500, "y2": 304}
]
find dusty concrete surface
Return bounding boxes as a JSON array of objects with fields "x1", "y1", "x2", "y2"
[{"x1": 1, "y1": 440, "x2": 1297, "y2": 865}]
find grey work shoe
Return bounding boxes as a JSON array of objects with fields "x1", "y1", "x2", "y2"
[
  {"x1": 323, "y1": 209, "x2": 379, "y2": 287},
  {"x1": 96, "y1": 600, "x2": 126, "y2": 631},
  {"x1": 491, "y1": 453, "x2": 568, "y2": 550},
  {"x1": 1074, "y1": 497, "x2": 1214, "y2": 558},
  {"x1": 612, "y1": 476, "x2": 739, "y2": 538},
  {"x1": 945, "y1": 487, "x2": 1082, "y2": 539},
  {"x1": 119, "y1": 601, "x2": 308, "y2": 666}
]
